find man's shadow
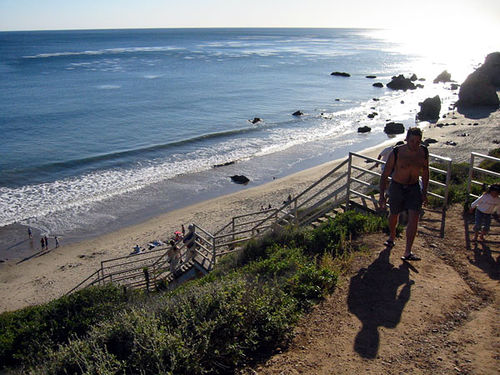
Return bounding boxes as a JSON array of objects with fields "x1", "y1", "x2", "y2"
[{"x1": 347, "y1": 246, "x2": 413, "y2": 358}]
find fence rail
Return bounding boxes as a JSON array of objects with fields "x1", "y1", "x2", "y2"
[
  {"x1": 68, "y1": 150, "x2": 455, "y2": 294},
  {"x1": 466, "y1": 152, "x2": 500, "y2": 201}
]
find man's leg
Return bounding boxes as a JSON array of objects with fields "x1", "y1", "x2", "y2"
[
  {"x1": 404, "y1": 209, "x2": 420, "y2": 257},
  {"x1": 388, "y1": 213, "x2": 398, "y2": 241}
]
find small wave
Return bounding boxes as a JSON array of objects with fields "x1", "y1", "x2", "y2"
[
  {"x1": 23, "y1": 46, "x2": 184, "y2": 59},
  {"x1": 97, "y1": 84, "x2": 121, "y2": 90}
]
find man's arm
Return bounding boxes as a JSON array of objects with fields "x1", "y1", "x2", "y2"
[{"x1": 379, "y1": 151, "x2": 395, "y2": 207}]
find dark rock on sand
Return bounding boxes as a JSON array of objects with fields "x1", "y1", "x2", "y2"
[
  {"x1": 417, "y1": 95, "x2": 441, "y2": 121},
  {"x1": 230, "y1": 175, "x2": 250, "y2": 184},
  {"x1": 372, "y1": 82, "x2": 384, "y2": 88},
  {"x1": 410, "y1": 73, "x2": 418, "y2": 81},
  {"x1": 386, "y1": 74, "x2": 416, "y2": 91},
  {"x1": 450, "y1": 83, "x2": 460, "y2": 90},
  {"x1": 416, "y1": 84, "x2": 424, "y2": 89},
  {"x1": 372, "y1": 98, "x2": 380, "y2": 101},
  {"x1": 250, "y1": 117, "x2": 262, "y2": 124},
  {"x1": 330, "y1": 71, "x2": 351, "y2": 77},
  {"x1": 433, "y1": 70, "x2": 452, "y2": 83},
  {"x1": 358, "y1": 126, "x2": 372, "y2": 133},
  {"x1": 384, "y1": 122, "x2": 405, "y2": 134},
  {"x1": 367, "y1": 112, "x2": 378, "y2": 119},
  {"x1": 423, "y1": 138, "x2": 438, "y2": 146},
  {"x1": 457, "y1": 52, "x2": 500, "y2": 108},
  {"x1": 292, "y1": 110, "x2": 304, "y2": 116},
  {"x1": 445, "y1": 141, "x2": 457, "y2": 146}
]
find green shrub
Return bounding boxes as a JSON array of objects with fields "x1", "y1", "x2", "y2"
[{"x1": 0, "y1": 284, "x2": 127, "y2": 370}]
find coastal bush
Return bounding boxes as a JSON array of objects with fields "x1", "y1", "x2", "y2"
[
  {"x1": 7, "y1": 210, "x2": 384, "y2": 374},
  {"x1": 0, "y1": 284, "x2": 127, "y2": 370}
]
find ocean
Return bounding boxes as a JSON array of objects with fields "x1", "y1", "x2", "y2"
[{"x1": 0, "y1": 28, "x2": 487, "y2": 258}]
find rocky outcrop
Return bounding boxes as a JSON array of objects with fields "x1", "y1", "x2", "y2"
[
  {"x1": 230, "y1": 175, "x2": 250, "y2": 184},
  {"x1": 331, "y1": 72, "x2": 351, "y2": 77},
  {"x1": 433, "y1": 70, "x2": 452, "y2": 83},
  {"x1": 367, "y1": 112, "x2": 378, "y2": 119},
  {"x1": 250, "y1": 117, "x2": 262, "y2": 124},
  {"x1": 292, "y1": 110, "x2": 304, "y2": 116},
  {"x1": 357, "y1": 126, "x2": 371, "y2": 133},
  {"x1": 386, "y1": 75, "x2": 416, "y2": 91},
  {"x1": 372, "y1": 82, "x2": 384, "y2": 88},
  {"x1": 384, "y1": 122, "x2": 405, "y2": 134},
  {"x1": 457, "y1": 52, "x2": 500, "y2": 108},
  {"x1": 417, "y1": 95, "x2": 441, "y2": 121}
]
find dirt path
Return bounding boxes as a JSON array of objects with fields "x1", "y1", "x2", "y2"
[{"x1": 242, "y1": 205, "x2": 499, "y2": 375}]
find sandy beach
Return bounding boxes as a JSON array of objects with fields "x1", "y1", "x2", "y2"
[{"x1": 1, "y1": 107, "x2": 499, "y2": 313}]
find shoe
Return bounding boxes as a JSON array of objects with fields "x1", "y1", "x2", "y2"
[
  {"x1": 384, "y1": 239, "x2": 395, "y2": 247},
  {"x1": 401, "y1": 253, "x2": 421, "y2": 261}
]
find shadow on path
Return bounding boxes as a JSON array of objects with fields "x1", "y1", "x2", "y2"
[{"x1": 347, "y1": 246, "x2": 414, "y2": 358}]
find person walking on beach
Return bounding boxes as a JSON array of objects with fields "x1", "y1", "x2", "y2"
[
  {"x1": 28, "y1": 227, "x2": 32, "y2": 239},
  {"x1": 182, "y1": 224, "x2": 197, "y2": 261},
  {"x1": 55, "y1": 236, "x2": 59, "y2": 248},
  {"x1": 379, "y1": 127, "x2": 429, "y2": 261},
  {"x1": 44, "y1": 235, "x2": 49, "y2": 249},
  {"x1": 469, "y1": 184, "x2": 500, "y2": 242},
  {"x1": 40, "y1": 237, "x2": 45, "y2": 250}
]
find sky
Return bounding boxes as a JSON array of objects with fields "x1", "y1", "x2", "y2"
[{"x1": 1, "y1": 0, "x2": 499, "y2": 32}]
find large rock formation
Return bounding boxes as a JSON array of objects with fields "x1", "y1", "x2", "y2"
[
  {"x1": 417, "y1": 95, "x2": 441, "y2": 121},
  {"x1": 386, "y1": 75, "x2": 416, "y2": 91},
  {"x1": 457, "y1": 52, "x2": 500, "y2": 108},
  {"x1": 357, "y1": 126, "x2": 371, "y2": 133}
]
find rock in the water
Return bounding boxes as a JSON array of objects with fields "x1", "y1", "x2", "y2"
[
  {"x1": 410, "y1": 73, "x2": 418, "y2": 81},
  {"x1": 366, "y1": 75, "x2": 377, "y2": 79},
  {"x1": 330, "y1": 71, "x2": 351, "y2": 77},
  {"x1": 357, "y1": 126, "x2": 372, "y2": 133},
  {"x1": 292, "y1": 110, "x2": 304, "y2": 116},
  {"x1": 367, "y1": 112, "x2": 378, "y2": 118},
  {"x1": 250, "y1": 117, "x2": 262, "y2": 124},
  {"x1": 213, "y1": 161, "x2": 235, "y2": 168},
  {"x1": 433, "y1": 70, "x2": 452, "y2": 83},
  {"x1": 372, "y1": 82, "x2": 384, "y2": 88},
  {"x1": 386, "y1": 74, "x2": 416, "y2": 91},
  {"x1": 384, "y1": 122, "x2": 405, "y2": 134},
  {"x1": 417, "y1": 95, "x2": 441, "y2": 121},
  {"x1": 230, "y1": 175, "x2": 250, "y2": 184}
]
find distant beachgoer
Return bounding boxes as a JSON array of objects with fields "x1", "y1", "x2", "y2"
[
  {"x1": 469, "y1": 184, "x2": 500, "y2": 242},
  {"x1": 168, "y1": 239, "x2": 179, "y2": 273},
  {"x1": 44, "y1": 236, "x2": 49, "y2": 249},
  {"x1": 181, "y1": 224, "x2": 186, "y2": 236},
  {"x1": 378, "y1": 141, "x2": 404, "y2": 172},
  {"x1": 55, "y1": 236, "x2": 59, "y2": 248},
  {"x1": 182, "y1": 224, "x2": 197, "y2": 261},
  {"x1": 40, "y1": 237, "x2": 45, "y2": 249},
  {"x1": 268, "y1": 204, "x2": 272, "y2": 209},
  {"x1": 28, "y1": 227, "x2": 32, "y2": 239}
]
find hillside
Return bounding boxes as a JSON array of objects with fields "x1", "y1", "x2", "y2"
[{"x1": 242, "y1": 205, "x2": 499, "y2": 375}]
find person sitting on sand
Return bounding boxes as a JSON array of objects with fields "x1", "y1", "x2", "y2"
[{"x1": 469, "y1": 184, "x2": 500, "y2": 242}]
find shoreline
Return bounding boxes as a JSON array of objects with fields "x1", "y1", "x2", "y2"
[{"x1": 1, "y1": 107, "x2": 499, "y2": 313}]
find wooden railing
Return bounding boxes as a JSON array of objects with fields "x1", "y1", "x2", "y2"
[
  {"x1": 466, "y1": 152, "x2": 500, "y2": 201},
  {"x1": 68, "y1": 150, "x2": 454, "y2": 294}
]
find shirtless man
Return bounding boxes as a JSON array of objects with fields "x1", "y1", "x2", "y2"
[{"x1": 379, "y1": 127, "x2": 429, "y2": 260}]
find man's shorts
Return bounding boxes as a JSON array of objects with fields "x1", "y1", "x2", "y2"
[{"x1": 388, "y1": 181, "x2": 422, "y2": 214}]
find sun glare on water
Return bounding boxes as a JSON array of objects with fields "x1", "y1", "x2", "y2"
[{"x1": 368, "y1": 4, "x2": 500, "y2": 82}]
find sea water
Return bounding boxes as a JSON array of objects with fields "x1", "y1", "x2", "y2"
[{"x1": 0, "y1": 28, "x2": 484, "y2": 255}]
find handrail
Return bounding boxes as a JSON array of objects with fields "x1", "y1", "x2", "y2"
[{"x1": 467, "y1": 152, "x2": 500, "y2": 202}]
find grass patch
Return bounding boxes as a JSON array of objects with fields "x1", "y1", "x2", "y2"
[{"x1": 1, "y1": 210, "x2": 386, "y2": 374}]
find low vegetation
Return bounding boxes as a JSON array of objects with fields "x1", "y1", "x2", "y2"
[{"x1": 0, "y1": 211, "x2": 386, "y2": 375}]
